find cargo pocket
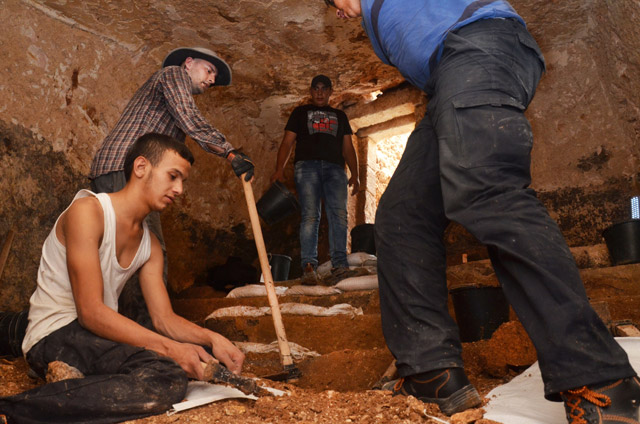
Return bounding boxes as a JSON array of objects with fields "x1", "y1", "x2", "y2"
[
  {"x1": 517, "y1": 30, "x2": 546, "y2": 71},
  {"x1": 452, "y1": 93, "x2": 533, "y2": 169}
]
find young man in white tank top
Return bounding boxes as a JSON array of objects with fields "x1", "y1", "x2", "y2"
[{"x1": 0, "y1": 133, "x2": 245, "y2": 424}]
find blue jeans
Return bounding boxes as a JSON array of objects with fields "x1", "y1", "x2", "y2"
[
  {"x1": 294, "y1": 160, "x2": 349, "y2": 268},
  {"x1": 375, "y1": 18, "x2": 634, "y2": 399}
]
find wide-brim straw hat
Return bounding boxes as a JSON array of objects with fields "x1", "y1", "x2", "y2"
[{"x1": 162, "y1": 47, "x2": 232, "y2": 86}]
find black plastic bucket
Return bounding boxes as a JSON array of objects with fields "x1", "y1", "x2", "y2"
[
  {"x1": 269, "y1": 254, "x2": 292, "y2": 282},
  {"x1": 603, "y1": 220, "x2": 640, "y2": 265},
  {"x1": 0, "y1": 310, "x2": 29, "y2": 357},
  {"x1": 256, "y1": 181, "x2": 300, "y2": 225},
  {"x1": 450, "y1": 286, "x2": 509, "y2": 342},
  {"x1": 351, "y1": 223, "x2": 376, "y2": 255}
]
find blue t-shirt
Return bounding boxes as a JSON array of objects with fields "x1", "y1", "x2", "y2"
[{"x1": 360, "y1": 0, "x2": 525, "y2": 89}]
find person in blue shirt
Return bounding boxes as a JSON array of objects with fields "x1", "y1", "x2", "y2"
[{"x1": 324, "y1": 1, "x2": 640, "y2": 422}]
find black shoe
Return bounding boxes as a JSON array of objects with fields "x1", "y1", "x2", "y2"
[
  {"x1": 561, "y1": 377, "x2": 640, "y2": 424},
  {"x1": 391, "y1": 368, "x2": 482, "y2": 415}
]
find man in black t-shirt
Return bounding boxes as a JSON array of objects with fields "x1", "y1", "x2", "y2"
[{"x1": 270, "y1": 75, "x2": 359, "y2": 284}]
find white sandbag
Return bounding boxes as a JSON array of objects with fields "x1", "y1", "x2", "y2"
[
  {"x1": 347, "y1": 252, "x2": 377, "y2": 267},
  {"x1": 279, "y1": 302, "x2": 363, "y2": 318},
  {"x1": 335, "y1": 274, "x2": 378, "y2": 291},
  {"x1": 225, "y1": 284, "x2": 288, "y2": 298},
  {"x1": 234, "y1": 341, "x2": 320, "y2": 360},
  {"x1": 363, "y1": 266, "x2": 377, "y2": 275},
  {"x1": 205, "y1": 306, "x2": 270, "y2": 320},
  {"x1": 284, "y1": 285, "x2": 343, "y2": 296},
  {"x1": 362, "y1": 259, "x2": 378, "y2": 268},
  {"x1": 316, "y1": 260, "x2": 333, "y2": 278},
  {"x1": 206, "y1": 302, "x2": 362, "y2": 320}
]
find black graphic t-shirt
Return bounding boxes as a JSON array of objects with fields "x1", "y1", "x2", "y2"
[{"x1": 285, "y1": 104, "x2": 353, "y2": 167}]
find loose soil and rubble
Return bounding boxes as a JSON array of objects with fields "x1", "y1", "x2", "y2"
[{"x1": 2, "y1": 252, "x2": 639, "y2": 424}]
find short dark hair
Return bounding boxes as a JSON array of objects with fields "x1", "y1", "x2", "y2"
[
  {"x1": 311, "y1": 74, "x2": 332, "y2": 88},
  {"x1": 324, "y1": 0, "x2": 336, "y2": 6},
  {"x1": 123, "y1": 133, "x2": 195, "y2": 181}
]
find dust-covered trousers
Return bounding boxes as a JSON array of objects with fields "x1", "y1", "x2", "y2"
[
  {"x1": 375, "y1": 17, "x2": 636, "y2": 399},
  {"x1": 0, "y1": 320, "x2": 187, "y2": 424}
]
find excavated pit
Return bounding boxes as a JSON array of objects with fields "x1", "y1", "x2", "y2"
[{"x1": 2, "y1": 253, "x2": 639, "y2": 423}]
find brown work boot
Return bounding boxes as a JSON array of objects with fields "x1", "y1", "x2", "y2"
[
  {"x1": 390, "y1": 368, "x2": 482, "y2": 415},
  {"x1": 300, "y1": 263, "x2": 318, "y2": 286},
  {"x1": 561, "y1": 377, "x2": 640, "y2": 424}
]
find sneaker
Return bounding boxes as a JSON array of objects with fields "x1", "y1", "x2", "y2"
[
  {"x1": 300, "y1": 263, "x2": 318, "y2": 286},
  {"x1": 318, "y1": 266, "x2": 360, "y2": 286},
  {"x1": 330, "y1": 266, "x2": 359, "y2": 280},
  {"x1": 561, "y1": 377, "x2": 640, "y2": 424},
  {"x1": 391, "y1": 368, "x2": 482, "y2": 415}
]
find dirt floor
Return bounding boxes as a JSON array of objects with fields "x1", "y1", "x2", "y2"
[
  {"x1": 2, "y1": 261, "x2": 639, "y2": 423},
  {"x1": 0, "y1": 321, "x2": 534, "y2": 424}
]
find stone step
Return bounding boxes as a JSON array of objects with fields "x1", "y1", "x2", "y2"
[
  {"x1": 205, "y1": 313, "x2": 386, "y2": 355},
  {"x1": 172, "y1": 261, "x2": 640, "y2": 365},
  {"x1": 171, "y1": 286, "x2": 381, "y2": 323}
]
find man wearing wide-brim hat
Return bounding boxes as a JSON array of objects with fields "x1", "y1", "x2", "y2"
[{"x1": 89, "y1": 47, "x2": 255, "y2": 329}]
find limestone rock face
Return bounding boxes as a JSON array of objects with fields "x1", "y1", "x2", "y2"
[{"x1": 0, "y1": 0, "x2": 639, "y2": 306}]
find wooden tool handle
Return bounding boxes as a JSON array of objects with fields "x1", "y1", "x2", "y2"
[
  {"x1": 241, "y1": 177, "x2": 294, "y2": 367},
  {"x1": 0, "y1": 228, "x2": 16, "y2": 281}
]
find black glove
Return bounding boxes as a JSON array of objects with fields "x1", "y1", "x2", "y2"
[{"x1": 228, "y1": 150, "x2": 254, "y2": 181}]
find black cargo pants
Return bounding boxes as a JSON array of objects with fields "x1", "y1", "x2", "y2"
[
  {"x1": 0, "y1": 321, "x2": 187, "y2": 423},
  {"x1": 375, "y1": 17, "x2": 635, "y2": 399}
]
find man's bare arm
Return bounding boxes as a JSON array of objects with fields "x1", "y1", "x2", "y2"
[
  {"x1": 270, "y1": 130, "x2": 297, "y2": 184},
  {"x1": 139, "y1": 234, "x2": 245, "y2": 375},
  {"x1": 342, "y1": 134, "x2": 359, "y2": 196},
  {"x1": 63, "y1": 198, "x2": 222, "y2": 380}
]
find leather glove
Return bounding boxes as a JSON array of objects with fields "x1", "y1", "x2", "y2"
[{"x1": 227, "y1": 150, "x2": 254, "y2": 181}]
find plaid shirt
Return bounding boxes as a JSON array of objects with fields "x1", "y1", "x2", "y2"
[{"x1": 90, "y1": 66, "x2": 234, "y2": 178}]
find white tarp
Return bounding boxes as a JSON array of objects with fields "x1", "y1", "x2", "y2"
[
  {"x1": 168, "y1": 381, "x2": 286, "y2": 415},
  {"x1": 484, "y1": 337, "x2": 640, "y2": 424}
]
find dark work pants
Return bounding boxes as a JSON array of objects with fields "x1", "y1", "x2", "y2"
[
  {"x1": 0, "y1": 321, "x2": 187, "y2": 424},
  {"x1": 375, "y1": 18, "x2": 635, "y2": 399},
  {"x1": 90, "y1": 171, "x2": 167, "y2": 330}
]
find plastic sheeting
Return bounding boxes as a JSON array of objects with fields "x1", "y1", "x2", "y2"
[
  {"x1": 484, "y1": 337, "x2": 640, "y2": 423},
  {"x1": 168, "y1": 382, "x2": 286, "y2": 415}
]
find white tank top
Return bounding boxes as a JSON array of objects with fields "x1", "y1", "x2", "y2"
[{"x1": 22, "y1": 190, "x2": 151, "y2": 355}]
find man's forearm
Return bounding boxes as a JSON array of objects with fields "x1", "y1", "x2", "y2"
[
  {"x1": 343, "y1": 136, "x2": 359, "y2": 179},
  {"x1": 153, "y1": 311, "x2": 216, "y2": 346},
  {"x1": 78, "y1": 302, "x2": 179, "y2": 357},
  {"x1": 274, "y1": 131, "x2": 297, "y2": 173}
]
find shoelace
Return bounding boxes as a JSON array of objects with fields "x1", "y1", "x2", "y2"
[
  {"x1": 393, "y1": 378, "x2": 405, "y2": 392},
  {"x1": 563, "y1": 386, "x2": 612, "y2": 424}
]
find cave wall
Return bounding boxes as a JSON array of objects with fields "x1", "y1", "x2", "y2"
[
  {"x1": 0, "y1": 0, "x2": 639, "y2": 309},
  {"x1": 0, "y1": 122, "x2": 87, "y2": 310}
]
